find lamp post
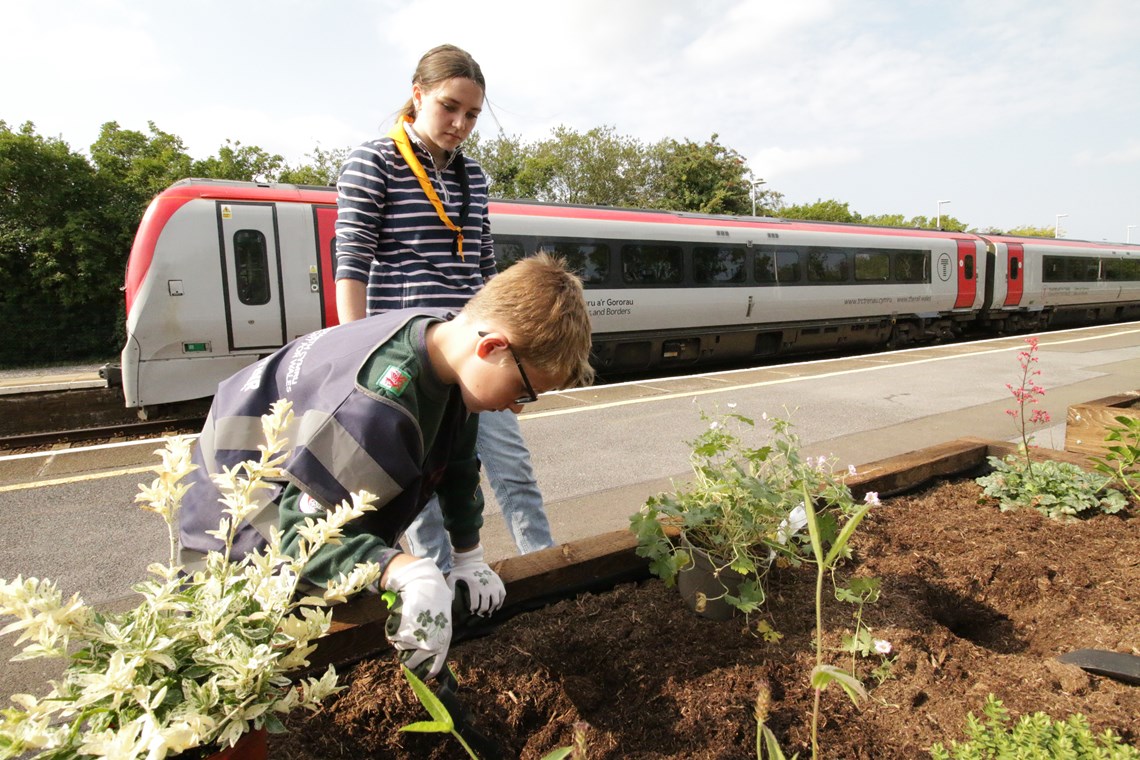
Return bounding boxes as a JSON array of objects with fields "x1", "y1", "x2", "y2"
[
  {"x1": 936, "y1": 199, "x2": 951, "y2": 230},
  {"x1": 749, "y1": 178, "x2": 767, "y2": 216},
  {"x1": 1128, "y1": 225, "x2": 1136, "y2": 243},
  {"x1": 1055, "y1": 214, "x2": 1068, "y2": 239}
]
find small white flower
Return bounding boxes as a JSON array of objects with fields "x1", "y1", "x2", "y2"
[
  {"x1": 864, "y1": 491, "x2": 881, "y2": 506},
  {"x1": 848, "y1": 464, "x2": 857, "y2": 476},
  {"x1": 726, "y1": 402, "x2": 737, "y2": 409},
  {"x1": 761, "y1": 412, "x2": 768, "y2": 421},
  {"x1": 873, "y1": 639, "x2": 892, "y2": 655},
  {"x1": 709, "y1": 421, "x2": 721, "y2": 430}
]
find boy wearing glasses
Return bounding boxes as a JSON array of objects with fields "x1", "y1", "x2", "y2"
[{"x1": 178, "y1": 253, "x2": 593, "y2": 678}]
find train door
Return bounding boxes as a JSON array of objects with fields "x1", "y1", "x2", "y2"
[
  {"x1": 313, "y1": 205, "x2": 339, "y2": 327},
  {"x1": 218, "y1": 202, "x2": 287, "y2": 350},
  {"x1": 953, "y1": 240, "x2": 976, "y2": 308},
  {"x1": 1003, "y1": 243, "x2": 1024, "y2": 306}
]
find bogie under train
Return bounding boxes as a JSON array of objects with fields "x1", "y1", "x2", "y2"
[{"x1": 117, "y1": 179, "x2": 1140, "y2": 412}]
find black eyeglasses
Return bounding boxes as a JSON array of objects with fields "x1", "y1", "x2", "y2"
[{"x1": 479, "y1": 332, "x2": 538, "y2": 404}]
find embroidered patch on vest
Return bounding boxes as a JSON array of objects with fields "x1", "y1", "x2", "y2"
[
  {"x1": 299, "y1": 492, "x2": 323, "y2": 515},
  {"x1": 377, "y1": 365, "x2": 412, "y2": 396}
]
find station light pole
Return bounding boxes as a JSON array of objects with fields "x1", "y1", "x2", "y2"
[
  {"x1": 1128, "y1": 225, "x2": 1136, "y2": 243},
  {"x1": 749, "y1": 177, "x2": 767, "y2": 216},
  {"x1": 936, "y1": 200, "x2": 951, "y2": 230},
  {"x1": 1055, "y1": 213, "x2": 1068, "y2": 239}
]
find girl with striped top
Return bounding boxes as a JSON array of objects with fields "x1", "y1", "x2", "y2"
[{"x1": 334, "y1": 43, "x2": 556, "y2": 584}]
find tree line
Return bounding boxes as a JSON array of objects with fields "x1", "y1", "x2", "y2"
[{"x1": 0, "y1": 119, "x2": 1052, "y2": 367}]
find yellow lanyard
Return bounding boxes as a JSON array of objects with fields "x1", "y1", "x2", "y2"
[{"x1": 387, "y1": 116, "x2": 465, "y2": 259}]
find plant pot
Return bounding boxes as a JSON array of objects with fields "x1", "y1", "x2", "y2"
[
  {"x1": 676, "y1": 531, "x2": 749, "y2": 621},
  {"x1": 201, "y1": 728, "x2": 268, "y2": 760}
]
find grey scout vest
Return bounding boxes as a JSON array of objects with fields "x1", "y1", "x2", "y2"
[{"x1": 178, "y1": 308, "x2": 463, "y2": 560}]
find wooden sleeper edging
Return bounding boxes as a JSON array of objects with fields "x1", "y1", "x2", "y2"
[{"x1": 1065, "y1": 391, "x2": 1140, "y2": 458}]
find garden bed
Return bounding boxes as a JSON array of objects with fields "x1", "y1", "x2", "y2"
[
  {"x1": 1066, "y1": 390, "x2": 1140, "y2": 458},
  {"x1": 272, "y1": 438, "x2": 1139, "y2": 759}
]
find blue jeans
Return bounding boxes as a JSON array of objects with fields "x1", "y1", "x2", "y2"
[{"x1": 403, "y1": 409, "x2": 554, "y2": 571}]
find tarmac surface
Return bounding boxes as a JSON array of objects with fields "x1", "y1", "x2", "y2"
[{"x1": 1, "y1": 322, "x2": 1138, "y2": 704}]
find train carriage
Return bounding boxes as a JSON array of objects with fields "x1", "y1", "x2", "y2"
[
  {"x1": 490, "y1": 202, "x2": 988, "y2": 368},
  {"x1": 117, "y1": 179, "x2": 1140, "y2": 413},
  {"x1": 982, "y1": 235, "x2": 1140, "y2": 330}
]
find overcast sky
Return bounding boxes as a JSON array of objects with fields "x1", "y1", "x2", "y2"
[{"x1": 4, "y1": 0, "x2": 1139, "y2": 242}]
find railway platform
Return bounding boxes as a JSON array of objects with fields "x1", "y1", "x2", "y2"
[
  {"x1": 3, "y1": 322, "x2": 1136, "y2": 555},
  {"x1": 0, "y1": 364, "x2": 105, "y2": 394}
]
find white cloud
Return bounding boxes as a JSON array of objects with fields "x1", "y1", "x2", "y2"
[
  {"x1": 1072, "y1": 141, "x2": 1140, "y2": 167},
  {"x1": 751, "y1": 145, "x2": 861, "y2": 179}
]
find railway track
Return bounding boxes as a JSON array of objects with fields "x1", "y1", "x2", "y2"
[
  {"x1": 0, "y1": 386, "x2": 210, "y2": 452},
  {"x1": 0, "y1": 417, "x2": 207, "y2": 452}
]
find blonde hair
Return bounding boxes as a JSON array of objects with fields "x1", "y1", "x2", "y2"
[
  {"x1": 466, "y1": 253, "x2": 595, "y2": 389},
  {"x1": 399, "y1": 44, "x2": 486, "y2": 120}
]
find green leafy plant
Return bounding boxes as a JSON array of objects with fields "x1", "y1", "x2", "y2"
[
  {"x1": 630, "y1": 407, "x2": 856, "y2": 617},
  {"x1": 978, "y1": 456, "x2": 1127, "y2": 518},
  {"x1": 399, "y1": 665, "x2": 587, "y2": 760},
  {"x1": 0, "y1": 401, "x2": 382, "y2": 759},
  {"x1": 929, "y1": 693, "x2": 1140, "y2": 759},
  {"x1": 638, "y1": 406, "x2": 879, "y2": 760},
  {"x1": 799, "y1": 480, "x2": 875, "y2": 758},
  {"x1": 836, "y1": 577, "x2": 882, "y2": 673},
  {"x1": 1090, "y1": 413, "x2": 1140, "y2": 504},
  {"x1": 976, "y1": 337, "x2": 1127, "y2": 518},
  {"x1": 398, "y1": 665, "x2": 482, "y2": 760},
  {"x1": 752, "y1": 482, "x2": 877, "y2": 760},
  {"x1": 838, "y1": 613, "x2": 898, "y2": 686}
]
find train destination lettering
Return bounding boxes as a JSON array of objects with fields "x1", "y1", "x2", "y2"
[{"x1": 587, "y1": 297, "x2": 634, "y2": 317}]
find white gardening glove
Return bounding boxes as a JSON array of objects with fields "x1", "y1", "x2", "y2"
[
  {"x1": 447, "y1": 545, "x2": 506, "y2": 618},
  {"x1": 383, "y1": 557, "x2": 453, "y2": 679}
]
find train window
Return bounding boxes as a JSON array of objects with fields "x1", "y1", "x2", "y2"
[
  {"x1": 1009, "y1": 256, "x2": 1020, "y2": 280},
  {"x1": 963, "y1": 254, "x2": 975, "y2": 280},
  {"x1": 1043, "y1": 255, "x2": 1065, "y2": 282},
  {"x1": 496, "y1": 239, "x2": 526, "y2": 271},
  {"x1": 775, "y1": 249, "x2": 801, "y2": 283},
  {"x1": 806, "y1": 248, "x2": 849, "y2": 283},
  {"x1": 621, "y1": 244, "x2": 683, "y2": 285},
  {"x1": 538, "y1": 240, "x2": 610, "y2": 285},
  {"x1": 1046, "y1": 255, "x2": 1100, "y2": 282},
  {"x1": 693, "y1": 245, "x2": 745, "y2": 284},
  {"x1": 754, "y1": 251, "x2": 776, "y2": 283},
  {"x1": 894, "y1": 251, "x2": 928, "y2": 283},
  {"x1": 1077, "y1": 258, "x2": 1100, "y2": 282},
  {"x1": 1104, "y1": 258, "x2": 1140, "y2": 281},
  {"x1": 233, "y1": 229, "x2": 270, "y2": 305},
  {"x1": 854, "y1": 251, "x2": 890, "y2": 282}
]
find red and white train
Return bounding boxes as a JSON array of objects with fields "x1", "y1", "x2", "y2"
[{"x1": 116, "y1": 178, "x2": 1140, "y2": 413}]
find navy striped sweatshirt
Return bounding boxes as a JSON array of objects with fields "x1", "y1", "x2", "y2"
[{"x1": 335, "y1": 123, "x2": 497, "y2": 314}]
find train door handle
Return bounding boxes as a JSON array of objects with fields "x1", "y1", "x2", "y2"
[{"x1": 746, "y1": 295, "x2": 754, "y2": 318}]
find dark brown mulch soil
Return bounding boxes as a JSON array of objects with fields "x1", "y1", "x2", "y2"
[{"x1": 272, "y1": 478, "x2": 1140, "y2": 759}]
